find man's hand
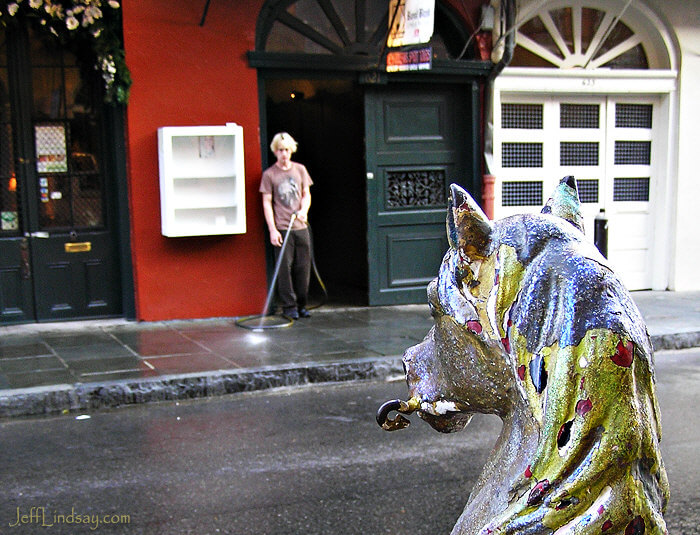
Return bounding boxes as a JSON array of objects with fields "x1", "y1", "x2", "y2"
[
  {"x1": 296, "y1": 211, "x2": 307, "y2": 224},
  {"x1": 269, "y1": 228, "x2": 283, "y2": 247}
]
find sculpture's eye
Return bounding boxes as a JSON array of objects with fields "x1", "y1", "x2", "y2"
[
  {"x1": 454, "y1": 264, "x2": 467, "y2": 289},
  {"x1": 455, "y1": 264, "x2": 480, "y2": 293}
]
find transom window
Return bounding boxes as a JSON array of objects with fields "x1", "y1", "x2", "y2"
[
  {"x1": 258, "y1": 0, "x2": 470, "y2": 60},
  {"x1": 512, "y1": 5, "x2": 648, "y2": 69}
]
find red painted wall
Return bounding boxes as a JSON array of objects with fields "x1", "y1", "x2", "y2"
[
  {"x1": 120, "y1": 0, "x2": 487, "y2": 321},
  {"x1": 121, "y1": 1, "x2": 267, "y2": 321}
]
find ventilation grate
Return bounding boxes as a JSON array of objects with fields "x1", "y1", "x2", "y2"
[
  {"x1": 613, "y1": 177, "x2": 649, "y2": 201},
  {"x1": 576, "y1": 179, "x2": 599, "y2": 203},
  {"x1": 616, "y1": 104, "x2": 652, "y2": 128},
  {"x1": 501, "y1": 103, "x2": 543, "y2": 129},
  {"x1": 615, "y1": 141, "x2": 651, "y2": 165},
  {"x1": 560, "y1": 142, "x2": 599, "y2": 166},
  {"x1": 502, "y1": 181, "x2": 543, "y2": 206},
  {"x1": 560, "y1": 104, "x2": 599, "y2": 128},
  {"x1": 502, "y1": 142, "x2": 543, "y2": 167}
]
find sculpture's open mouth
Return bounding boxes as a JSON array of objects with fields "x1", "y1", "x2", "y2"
[
  {"x1": 417, "y1": 404, "x2": 473, "y2": 433},
  {"x1": 376, "y1": 397, "x2": 472, "y2": 433}
]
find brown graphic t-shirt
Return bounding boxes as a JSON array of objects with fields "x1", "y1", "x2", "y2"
[{"x1": 260, "y1": 162, "x2": 313, "y2": 230}]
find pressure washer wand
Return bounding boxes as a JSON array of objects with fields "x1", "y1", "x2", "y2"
[{"x1": 260, "y1": 212, "x2": 297, "y2": 318}]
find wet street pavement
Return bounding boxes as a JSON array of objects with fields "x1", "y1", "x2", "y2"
[{"x1": 0, "y1": 348, "x2": 699, "y2": 534}]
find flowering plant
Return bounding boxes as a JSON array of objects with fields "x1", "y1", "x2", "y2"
[{"x1": 1, "y1": 0, "x2": 131, "y2": 104}]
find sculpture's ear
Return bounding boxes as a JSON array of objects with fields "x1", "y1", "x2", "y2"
[
  {"x1": 447, "y1": 184, "x2": 493, "y2": 261},
  {"x1": 541, "y1": 176, "x2": 585, "y2": 233}
]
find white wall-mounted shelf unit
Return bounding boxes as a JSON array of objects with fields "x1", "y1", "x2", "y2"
[{"x1": 158, "y1": 123, "x2": 246, "y2": 237}]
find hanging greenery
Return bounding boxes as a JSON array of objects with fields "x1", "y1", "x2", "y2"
[{"x1": 0, "y1": 0, "x2": 132, "y2": 104}]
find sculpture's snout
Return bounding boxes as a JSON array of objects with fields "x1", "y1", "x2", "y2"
[{"x1": 376, "y1": 397, "x2": 420, "y2": 431}]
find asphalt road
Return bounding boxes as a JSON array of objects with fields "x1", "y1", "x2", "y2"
[{"x1": 1, "y1": 349, "x2": 699, "y2": 535}]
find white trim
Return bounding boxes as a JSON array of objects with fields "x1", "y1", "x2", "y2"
[
  {"x1": 496, "y1": 68, "x2": 677, "y2": 94},
  {"x1": 656, "y1": 90, "x2": 678, "y2": 290}
]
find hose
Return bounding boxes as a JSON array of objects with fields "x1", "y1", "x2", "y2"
[{"x1": 236, "y1": 214, "x2": 327, "y2": 330}]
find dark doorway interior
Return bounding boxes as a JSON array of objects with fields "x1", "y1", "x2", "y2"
[{"x1": 266, "y1": 78, "x2": 367, "y2": 307}]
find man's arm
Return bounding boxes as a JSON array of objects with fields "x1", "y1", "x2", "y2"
[
  {"x1": 297, "y1": 186, "x2": 311, "y2": 224},
  {"x1": 262, "y1": 193, "x2": 283, "y2": 246}
]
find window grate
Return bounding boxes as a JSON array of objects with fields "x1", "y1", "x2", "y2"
[
  {"x1": 502, "y1": 181, "x2": 543, "y2": 206},
  {"x1": 613, "y1": 177, "x2": 649, "y2": 202},
  {"x1": 560, "y1": 104, "x2": 599, "y2": 128},
  {"x1": 501, "y1": 103, "x2": 543, "y2": 129},
  {"x1": 615, "y1": 141, "x2": 651, "y2": 165},
  {"x1": 502, "y1": 142, "x2": 543, "y2": 167},
  {"x1": 560, "y1": 142, "x2": 599, "y2": 166},
  {"x1": 616, "y1": 104, "x2": 652, "y2": 128},
  {"x1": 576, "y1": 179, "x2": 599, "y2": 203}
]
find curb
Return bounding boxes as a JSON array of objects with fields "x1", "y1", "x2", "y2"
[
  {"x1": 0, "y1": 357, "x2": 404, "y2": 419},
  {"x1": 1, "y1": 331, "x2": 698, "y2": 419},
  {"x1": 651, "y1": 331, "x2": 700, "y2": 352}
]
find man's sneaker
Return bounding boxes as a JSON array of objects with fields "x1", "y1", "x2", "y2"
[
  {"x1": 298, "y1": 308, "x2": 311, "y2": 318},
  {"x1": 283, "y1": 307, "x2": 299, "y2": 320}
]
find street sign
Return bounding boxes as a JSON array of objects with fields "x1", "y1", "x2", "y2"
[
  {"x1": 387, "y1": 0, "x2": 435, "y2": 47},
  {"x1": 386, "y1": 46, "x2": 432, "y2": 72}
]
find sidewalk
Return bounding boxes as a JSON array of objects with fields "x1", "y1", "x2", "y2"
[{"x1": 1, "y1": 291, "x2": 699, "y2": 418}]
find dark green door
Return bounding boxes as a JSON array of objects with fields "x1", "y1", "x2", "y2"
[
  {"x1": 365, "y1": 83, "x2": 478, "y2": 305},
  {"x1": 0, "y1": 26, "x2": 121, "y2": 324}
]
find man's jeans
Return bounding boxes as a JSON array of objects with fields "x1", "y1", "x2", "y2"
[{"x1": 274, "y1": 227, "x2": 311, "y2": 311}]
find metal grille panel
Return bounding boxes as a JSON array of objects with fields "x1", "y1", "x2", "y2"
[
  {"x1": 502, "y1": 142, "x2": 543, "y2": 167},
  {"x1": 560, "y1": 142, "x2": 599, "y2": 166},
  {"x1": 616, "y1": 104, "x2": 652, "y2": 128},
  {"x1": 501, "y1": 103, "x2": 543, "y2": 129},
  {"x1": 615, "y1": 141, "x2": 651, "y2": 165},
  {"x1": 386, "y1": 170, "x2": 446, "y2": 208},
  {"x1": 576, "y1": 179, "x2": 599, "y2": 203},
  {"x1": 560, "y1": 104, "x2": 599, "y2": 128},
  {"x1": 502, "y1": 181, "x2": 543, "y2": 206},
  {"x1": 613, "y1": 177, "x2": 649, "y2": 202}
]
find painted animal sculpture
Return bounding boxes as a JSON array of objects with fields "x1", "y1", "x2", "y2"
[{"x1": 377, "y1": 177, "x2": 668, "y2": 534}]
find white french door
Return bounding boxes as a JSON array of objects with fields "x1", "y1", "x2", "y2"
[{"x1": 494, "y1": 95, "x2": 657, "y2": 290}]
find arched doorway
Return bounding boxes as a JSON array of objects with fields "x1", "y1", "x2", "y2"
[
  {"x1": 492, "y1": 0, "x2": 677, "y2": 290},
  {"x1": 0, "y1": 25, "x2": 127, "y2": 323},
  {"x1": 250, "y1": 0, "x2": 489, "y2": 305}
]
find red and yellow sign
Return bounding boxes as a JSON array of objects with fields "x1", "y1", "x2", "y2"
[{"x1": 386, "y1": 46, "x2": 432, "y2": 72}]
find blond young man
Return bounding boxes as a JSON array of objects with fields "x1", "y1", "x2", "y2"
[{"x1": 259, "y1": 133, "x2": 313, "y2": 319}]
